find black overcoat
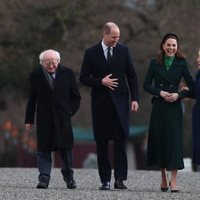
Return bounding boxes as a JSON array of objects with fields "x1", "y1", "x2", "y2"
[
  {"x1": 25, "y1": 65, "x2": 81, "y2": 152},
  {"x1": 143, "y1": 58, "x2": 193, "y2": 170},
  {"x1": 80, "y1": 42, "x2": 139, "y2": 140}
]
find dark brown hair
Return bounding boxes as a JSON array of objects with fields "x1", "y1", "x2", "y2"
[{"x1": 157, "y1": 33, "x2": 185, "y2": 65}]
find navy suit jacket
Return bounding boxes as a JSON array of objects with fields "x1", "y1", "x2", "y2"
[{"x1": 80, "y1": 42, "x2": 139, "y2": 139}]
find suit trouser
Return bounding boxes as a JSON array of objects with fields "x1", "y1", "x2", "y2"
[
  {"x1": 96, "y1": 139, "x2": 127, "y2": 183},
  {"x1": 36, "y1": 149, "x2": 73, "y2": 184}
]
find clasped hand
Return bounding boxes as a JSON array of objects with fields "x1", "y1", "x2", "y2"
[
  {"x1": 160, "y1": 91, "x2": 179, "y2": 102},
  {"x1": 102, "y1": 74, "x2": 118, "y2": 90}
]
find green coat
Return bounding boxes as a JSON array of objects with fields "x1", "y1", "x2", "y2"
[{"x1": 143, "y1": 57, "x2": 193, "y2": 170}]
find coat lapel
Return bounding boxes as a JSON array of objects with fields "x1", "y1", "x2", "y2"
[
  {"x1": 53, "y1": 66, "x2": 64, "y2": 88},
  {"x1": 37, "y1": 67, "x2": 53, "y2": 91},
  {"x1": 157, "y1": 65, "x2": 172, "y2": 82},
  {"x1": 96, "y1": 43, "x2": 108, "y2": 65},
  {"x1": 111, "y1": 45, "x2": 120, "y2": 65},
  {"x1": 167, "y1": 58, "x2": 181, "y2": 79},
  {"x1": 156, "y1": 58, "x2": 182, "y2": 83}
]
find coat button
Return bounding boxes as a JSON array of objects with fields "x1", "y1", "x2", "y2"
[
  {"x1": 170, "y1": 84, "x2": 173, "y2": 87},
  {"x1": 160, "y1": 84, "x2": 163, "y2": 87}
]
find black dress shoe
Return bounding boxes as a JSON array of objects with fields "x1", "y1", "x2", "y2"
[
  {"x1": 99, "y1": 182, "x2": 110, "y2": 190},
  {"x1": 171, "y1": 189, "x2": 179, "y2": 193},
  {"x1": 161, "y1": 187, "x2": 169, "y2": 192},
  {"x1": 37, "y1": 181, "x2": 48, "y2": 189},
  {"x1": 114, "y1": 180, "x2": 127, "y2": 189},
  {"x1": 66, "y1": 179, "x2": 76, "y2": 189}
]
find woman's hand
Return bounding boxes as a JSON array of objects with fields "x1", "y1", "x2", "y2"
[
  {"x1": 160, "y1": 91, "x2": 170, "y2": 99},
  {"x1": 164, "y1": 93, "x2": 179, "y2": 102},
  {"x1": 160, "y1": 91, "x2": 179, "y2": 102}
]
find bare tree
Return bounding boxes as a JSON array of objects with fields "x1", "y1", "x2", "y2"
[{"x1": 0, "y1": 1, "x2": 199, "y2": 156}]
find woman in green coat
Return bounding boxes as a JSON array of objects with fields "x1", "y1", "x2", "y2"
[{"x1": 143, "y1": 33, "x2": 193, "y2": 192}]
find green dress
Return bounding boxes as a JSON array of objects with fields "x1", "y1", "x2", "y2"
[{"x1": 143, "y1": 57, "x2": 193, "y2": 170}]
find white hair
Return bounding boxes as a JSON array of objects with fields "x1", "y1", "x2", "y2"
[{"x1": 39, "y1": 49, "x2": 61, "y2": 64}]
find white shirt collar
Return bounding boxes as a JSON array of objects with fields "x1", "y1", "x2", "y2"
[{"x1": 101, "y1": 40, "x2": 112, "y2": 51}]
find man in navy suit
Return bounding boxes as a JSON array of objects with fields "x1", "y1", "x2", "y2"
[{"x1": 80, "y1": 22, "x2": 139, "y2": 190}]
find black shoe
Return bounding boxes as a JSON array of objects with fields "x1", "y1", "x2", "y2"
[
  {"x1": 114, "y1": 180, "x2": 127, "y2": 189},
  {"x1": 37, "y1": 181, "x2": 48, "y2": 189},
  {"x1": 66, "y1": 179, "x2": 76, "y2": 189},
  {"x1": 161, "y1": 187, "x2": 169, "y2": 192},
  {"x1": 99, "y1": 182, "x2": 110, "y2": 190},
  {"x1": 171, "y1": 189, "x2": 179, "y2": 193}
]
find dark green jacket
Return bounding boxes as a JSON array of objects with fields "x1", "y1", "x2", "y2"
[
  {"x1": 143, "y1": 57, "x2": 194, "y2": 169},
  {"x1": 144, "y1": 57, "x2": 193, "y2": 99}
]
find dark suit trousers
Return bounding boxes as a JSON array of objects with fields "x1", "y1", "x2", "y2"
[
  {"x1": 96, "y1": 138, "x2": 127, "y2": 183},
  {"x1": 36, "y1": 148, "x2": 74, "y2": 183}
]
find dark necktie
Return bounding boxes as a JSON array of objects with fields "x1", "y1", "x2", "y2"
[
  {"x1": 48, "y1": 72, "x2": 55, "y2": 89},
  {"x1": 107, "y1": 47, "x2": 112, "y2": 64},
  {"x1": 49, "y1": 72, "x2": 55, "y2": 78}
]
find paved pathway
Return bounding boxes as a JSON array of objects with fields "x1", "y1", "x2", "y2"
[{"x1": 0, "y1": 168, "x2": 200, "y2": 200}]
